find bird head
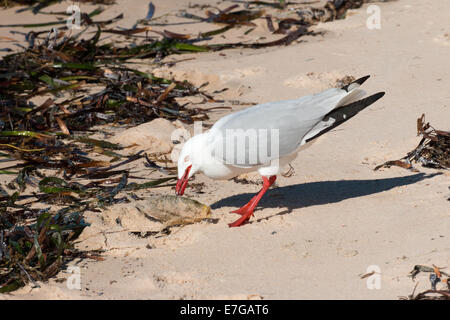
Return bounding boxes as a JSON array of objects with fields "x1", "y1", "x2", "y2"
[{"x1": 175, "y1": 135, "x2": 202, "y2": 196}]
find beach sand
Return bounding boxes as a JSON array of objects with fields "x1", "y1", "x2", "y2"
[{"x1": 1, "y1": 0, "x2": 449, "y2": 299}]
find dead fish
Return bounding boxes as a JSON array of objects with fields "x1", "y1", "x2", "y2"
[{"x1": 135, "y1": 195, "x2": 211, "y2": 227}]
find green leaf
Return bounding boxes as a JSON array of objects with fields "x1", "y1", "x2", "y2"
[
  {"x1": 39, "y1": 74, "x2": 57, "y2": 87},
  {"x1": 0, "y1": 131, "x2": 41, "y2": 137},
  {"x1": 88, "y1": 7, "x2": 104, "y2": 18},
  {"x1": 39, "y1": 177, "x2": 85, "y2": 195},
  {"x1": 34, "y1": 235, "x2": 45, "y2": 270},
  {"x1": 173, "y1": 42, "x2": 209, "y2": 52},
  {"x1": 59, "y1": 75, "x2": 98, "y2": 81},
  {"x1": 36, "y1": 211, "x2": 51, "y2": 231},
  {"x1": 0, "y1": 280, "x2": 23, "y2": 293},
  {"x1": 0, "y1": 170, "x2": 18, "y2": 174}
]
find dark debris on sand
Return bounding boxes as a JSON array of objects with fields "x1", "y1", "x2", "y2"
[
  {"x1": 401, "y1": 264, "x2": 450, "y2": 300},
  {"x1": 375, "y1": 114, "x2": 450, "y2": 172}
]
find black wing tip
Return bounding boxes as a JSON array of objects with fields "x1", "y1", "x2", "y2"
[
  {"x1": 342, "y1": 75, "x2": 371, "y2": 92},
  {"x1": 304, "y1": 91, "x2": 385, "y2": 143},
  {"x1": 344, "y1": 91, "x2": 385, "y2": 110},
  {"x1": 372, "y1": 91, "x2": 386, "y2": 101}
]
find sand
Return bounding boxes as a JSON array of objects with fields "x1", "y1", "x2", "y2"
[{"x1": 1, "y1": 0, "x2": 449, "y2": 300}]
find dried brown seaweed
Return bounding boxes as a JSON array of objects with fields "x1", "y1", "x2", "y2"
[
  {"x1": 402, "y1": 264, "x2": 450, "y2": 300},
  {"x1": 375, "y1": 114, "x2": 450, "y2": 171},
  {"x1": 229, "y1": 1, "x2": 318, "y2": 9},
  {"x1": 0, "y1": 7, "x2": 217, "y2": 293},
  {"x1": 206, "y1": 6, "x2": 265, "y2": 26}
]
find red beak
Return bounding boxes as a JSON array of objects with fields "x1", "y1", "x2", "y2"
[{"x1": 175, "y1": 165, "x2": 192, "y2": 196}]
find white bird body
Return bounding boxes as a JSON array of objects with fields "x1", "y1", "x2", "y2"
[
  {"x1": 176, "y1": 75, "x2": 384, "y2": 227},
  {"x1": 184, "y1": 131, "x2": 299, "y2": 180}
]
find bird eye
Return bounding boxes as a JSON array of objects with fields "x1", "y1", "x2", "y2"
[{"x1": 184, "y1": 155, "x2": 190, "y2": 162}]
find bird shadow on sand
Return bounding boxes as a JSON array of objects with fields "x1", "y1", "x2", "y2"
[{"x1": 211, "y1": 173, "x2": 442, "y2": 223}]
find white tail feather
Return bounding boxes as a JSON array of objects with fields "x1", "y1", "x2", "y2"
[{"x1": 337, "y1": 88, "x2": 366, "y2": 108}]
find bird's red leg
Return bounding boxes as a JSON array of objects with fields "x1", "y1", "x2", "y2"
[
  {"x1": 230, "y1": 195, "x2": 257, "y2": 215},
  {"x1": 229, "y1": 175, "x2": 277, "y2": 227},
  {"x1": 231, "y1": 175, "x2": 277, "y2": 216}
]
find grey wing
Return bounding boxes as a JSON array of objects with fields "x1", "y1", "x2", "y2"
[
  {"x1": 207, "y1": 75, "x2": 375, "y2": 167},
  {"x1": 208, "y1": 92, "x2": 340, "y2": 167}
]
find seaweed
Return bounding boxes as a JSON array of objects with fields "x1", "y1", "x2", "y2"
[
  {"x1": 401, "y1": 264, "x2": 450, "y2": 300},
  {"x1": 375, "y1": 114, "x2": 450, "y2": 171},
  {"x1": 0, "y1": 6, "x2": 216, "y2": 293}
]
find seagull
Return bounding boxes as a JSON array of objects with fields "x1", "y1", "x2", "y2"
[{"x1": 176, "y1": 75, "x2": 385, "y2": 227}]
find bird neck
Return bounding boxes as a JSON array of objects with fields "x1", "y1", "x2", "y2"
[
  {"x1": 189, "y1": 131, "x2": 243, "y2": 180},
  {"x1": 188, "y1": 132, "x2": 211, "y2": 172}
]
